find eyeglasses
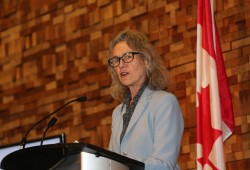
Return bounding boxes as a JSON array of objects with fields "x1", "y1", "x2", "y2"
[{"x1": 108, "y1": 52, "x2": 141, "y2": 67}]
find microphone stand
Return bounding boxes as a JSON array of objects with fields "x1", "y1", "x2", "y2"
[
  {"x1": 20, "y1": 96, "x2": 87, "y2": 149},
  {"x1": 40, "y1": 117, "x2": 57, "y2": 146}
]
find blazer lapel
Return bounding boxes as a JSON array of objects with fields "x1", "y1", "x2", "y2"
[{"x1": 123, "y1": 88, "x2": 152, "y2": 140}]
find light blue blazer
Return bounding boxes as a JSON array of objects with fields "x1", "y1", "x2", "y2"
[{"x1": 109, "y1": 87, "x2": 184, "y2": 170}]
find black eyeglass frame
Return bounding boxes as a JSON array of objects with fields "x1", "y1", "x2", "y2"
[{"x1": 108, "y1": 52, "x2": 142, "y2": 67}]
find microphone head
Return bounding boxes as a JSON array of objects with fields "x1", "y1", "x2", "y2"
[
  {"x1": 76, "y1": 96, "x2": 87, "y2": 102},
  {"x1": 48, "y1": 117, "x2": 57, "y2": 128}
]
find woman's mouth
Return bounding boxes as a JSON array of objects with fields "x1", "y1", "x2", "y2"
[{"x1": 120, "y1": 72, "x2": 129, "y2": 77}]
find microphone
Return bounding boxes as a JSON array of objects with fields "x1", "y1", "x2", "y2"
[
  {"x1": 40, "y1": 117, "x2": 57, "y2": 146},
  {"x1": 20, "y1": 96, "x2": 87, "y2": 149}
]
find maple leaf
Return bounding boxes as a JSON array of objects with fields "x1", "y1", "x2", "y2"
[{"x1": 197, "y1": 85, "x2": 222, "y2": 169}]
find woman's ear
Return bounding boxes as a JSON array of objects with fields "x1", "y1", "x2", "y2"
[{"x1": 144, "y1": 58, "x2": 149, "y2": 68}]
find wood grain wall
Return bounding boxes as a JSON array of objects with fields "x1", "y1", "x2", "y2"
[{"x1": 0, "y1": 0, "x2": 249, "y2": 169}]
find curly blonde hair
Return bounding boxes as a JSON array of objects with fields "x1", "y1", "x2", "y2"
[{"x1": 107, "y1": 30, "x2": 171, "y2": 102}]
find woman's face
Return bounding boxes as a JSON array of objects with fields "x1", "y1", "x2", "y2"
[{"x1": 112, "y1": 41, "x2": 149, "y2": 91}]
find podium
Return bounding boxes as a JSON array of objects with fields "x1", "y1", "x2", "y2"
[{"x1": 0, "y1": 143, "x2": 144, "y2": 170}]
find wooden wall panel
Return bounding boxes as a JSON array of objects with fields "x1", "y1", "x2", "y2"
[{"x1": 0, "y1": 0, "x2": 249, "y2": 169}]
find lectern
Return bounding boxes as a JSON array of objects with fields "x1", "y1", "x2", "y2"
[{"x1": 0, "y1": 143, "x2": 144, "y2": 170}]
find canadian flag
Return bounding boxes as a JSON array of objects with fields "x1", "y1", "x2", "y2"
[{"x1": 196, "y1": 0, "x2": 235, "y2": 169}]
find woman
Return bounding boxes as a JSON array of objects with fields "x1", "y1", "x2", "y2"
[{"x1": 108, "y1": 30, "x2": 184, "y2": 170}]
